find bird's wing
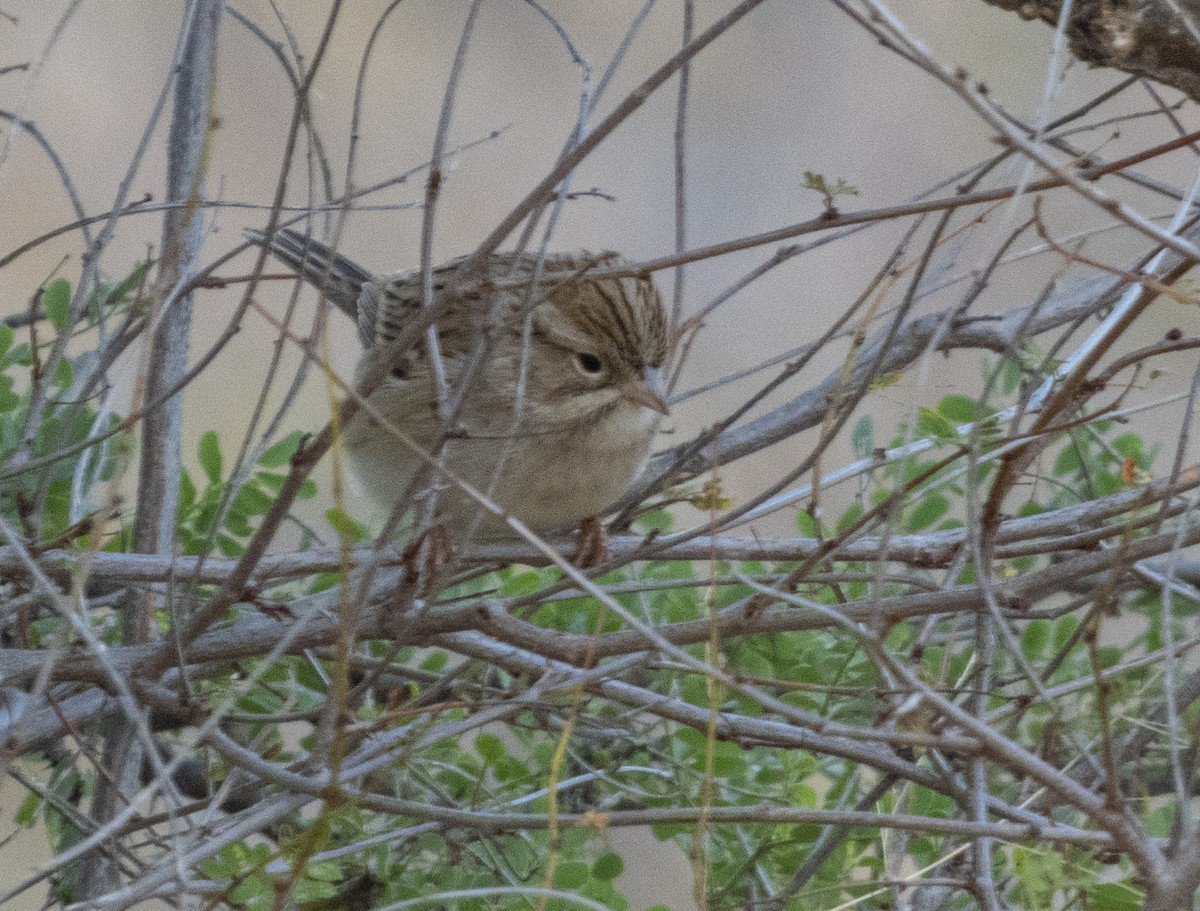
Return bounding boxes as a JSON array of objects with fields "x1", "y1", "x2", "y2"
[
  {"x1": 362, "y1": 256, "x2": 481, "y2": 353},
  {"x1": 358, "y1": 269, "x2": 419, "y2": 349}
]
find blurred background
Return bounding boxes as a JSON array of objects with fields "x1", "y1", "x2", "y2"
[{"x1": 2, "y1": 1, "x2": 1199, "y2": 907}]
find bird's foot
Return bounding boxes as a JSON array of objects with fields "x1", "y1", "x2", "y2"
[
  {"x1": 572, "y1": 515, "x2": 610, "y2": 569},
  {"x1": 401, "y1": 524, "x2": 453, "y2": 589},
  {"x1": 384, "y1": 524, "x2": 454, "y2": 638}
]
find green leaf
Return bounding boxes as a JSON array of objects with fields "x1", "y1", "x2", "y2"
[
  {"x1": 178, "y1": 469, "x2": 197, "y2": 515},
  {"x1": 100, "y1": 260, "x2": 151, "y2": 310},
  {"x1": 0, "y1": 375, "x2": 18, "y2": 413},
  {"x1": 835, "y1": 502, "x2": 863, "y2": 535},
  {"x1": 801, "y1": 171, "x2": 858, "y2": 206},
  {"x1": 53, "y1": 357, "x2": 72, "y2": 389},
  {"x1": 259, "y1": 431, "x2": 305, "y2": 467},
  {"x1": 916, "y1": 407, "x2": 957, "y2": 441},
  {"x1": 0, "y1": 323, "x2": 13, "y2": 359},
  {"x1": 233, "y1": 484, "x2": 274, "y2": 516},
  {"x1": 1112, "y1": 432, "x2": 1144, "y2": 461},
  {"x1": 493, "y1": 756, "x2": 527, "y2": 782},
  {"x1": 638, "y1": 508, "x2": 673, "y2": 533},
  {"x1": 421, "y1": 649, "x2": 448, "y2": 671},
  {"x1": 475, "y1": 733, "x2": 506, "y2": 763},
  {"x1": 1098, "y1": 645, "x2": 1122, "y2": 668},
  {"x1": 1000, "y1": 357, "x2": 1023, "y2": 395},
  {"x1": 907, "y1": 493, "x2": 948, "y2": 531},
  {"x1": 500, "y1": 569, "x2": 547, "y2": 596},
  {"x1": 198, "y1": 431, "x2": 223, "y2": 484},
  {"x1": 1052, "y1": 616, "x2": 1079, "y2": 652},
  {"x1": 309, "y1": 572, "x2": 342, "y2": 594},
  {"x1": 591, "y1": 851, "x2": 624, "y2": 881},
  {"x1": 0, "y1": 341, "x2": 31, "y2": 371},
  {"x1": 795, "y1": 509, "x2": 818, "y2": 537},
  {"x1": 556, "y1": 863, "x2": 590, "y2": 889},
  {"x1": 225, "y1": 510, "x2": 253, "y2": 537},
  {"x1": 14, "y1": 791, "x2": 41, "y2": 827},
  {"x1": 193, "y1": 493, "x2": 220, "y2": 535},
  {"x1": 180, "y1": 535, "x2": 208, "y2": 557},
  {"x1": 1053, "y1": 445, "x2": 1081, "y2": 477},
  {"x1": 1089, "y1": 882, "x2": 1141, "y2": 911},
  {"x1": 43, "y1": 279, "x2": 72, "y2": 332},
  {"x1": 217, "y1": 534, "x2": 245, "y2": 557},
  {"x1": 1021, "y1": 620, "x2": 1048, "y2": 658},
  {"x1": 302, "y1": 861, "x2": 343, "y2": 884},
  {"x1": 254, "y1": 471, "x2": 287, "y2": 493},
  {"x1": 327, "y1": 507, "x2": 368, "y2": 542},
  {"x1": 936, "y1": 394, "x2": 980, "y2": 423},
  {"x1": 41, "y1": 479, "x2": 72, "y2": 543},
  {"x1": 712, "y1": 743, "x2": 748, "y2": 777},
  {"x1": 1145, "y1": 804, "x2": 1176, "y2": 837}
]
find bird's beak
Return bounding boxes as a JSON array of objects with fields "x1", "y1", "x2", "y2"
[{"x1": 620, "y1": 368, "x2": 670, "y2": 416}]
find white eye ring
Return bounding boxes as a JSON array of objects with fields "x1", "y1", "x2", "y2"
[{"x1": 575, "y1": 352, "x2": 604, "y2": 375}]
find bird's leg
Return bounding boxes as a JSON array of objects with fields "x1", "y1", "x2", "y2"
[
  {"x1": 385, "y1": 525, "x2": 453, "y2": 638},
  {"x1": 572, "y1": 515, "x2": 610, "y2": 569},
  {"x1": 401, "y1": 523, "x2": 453, "y2": 590}
]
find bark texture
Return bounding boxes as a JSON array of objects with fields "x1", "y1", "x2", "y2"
[{"x1": 983, "y1": 1, "x2": 1200, "y2": 101}]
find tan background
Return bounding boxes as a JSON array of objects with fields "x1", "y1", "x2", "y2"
[{"x1": 1, "y1": 1, "x2": 1197, "y2": 907}]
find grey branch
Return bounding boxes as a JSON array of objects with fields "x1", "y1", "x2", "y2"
[
  {"x1": 0, "y1": 460, "x2": 1192, "y2": 588},
  {"x1": 79, "y1": 0, "x2": 225, "y2": 901},
  {"x1": 642, "y1": 269, "x2": 1126, "y2": 488}
]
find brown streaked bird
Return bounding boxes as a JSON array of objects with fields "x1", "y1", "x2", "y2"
[{"x1": 247, "y1": 228, "x2": 670, "y2": 537}]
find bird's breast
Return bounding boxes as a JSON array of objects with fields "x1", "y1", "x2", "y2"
[{"x1": 345, "y1": 390, "x2": 660, "y2": 535}]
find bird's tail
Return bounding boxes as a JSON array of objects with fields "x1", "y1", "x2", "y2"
[{"x1": 245, "y1": 227, "x2": 370, "y2": 321}]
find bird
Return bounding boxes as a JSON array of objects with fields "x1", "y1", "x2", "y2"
[{"x1": 247, "y1": 228, "x2": 670, "y2": 541}]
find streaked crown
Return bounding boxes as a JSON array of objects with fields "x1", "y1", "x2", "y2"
[{"x1": 536, "y1": 251, "x2": 669, "y2": 372}]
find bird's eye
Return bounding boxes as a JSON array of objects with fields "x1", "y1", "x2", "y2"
[{"x1": 574, "y1": 352, "x2": 604, "y2": 375}]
